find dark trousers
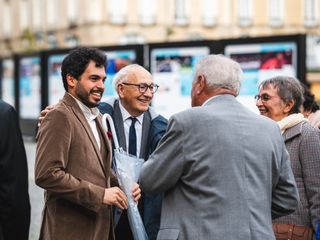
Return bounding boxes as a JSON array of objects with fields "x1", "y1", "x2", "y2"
[
  {"x1": 115, "y1": 210, "x2": 133, "y2": 240},
  {"x1": 115, "y1": 197, "x2": 144, "y2": 240}
]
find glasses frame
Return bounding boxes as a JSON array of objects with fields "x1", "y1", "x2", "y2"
[
  {"x1": 122, "y1": 82, "x2": 159, "y2": 93},
  {"x1": 254, "y1": 93, "x2": 278, "y2": 102}
]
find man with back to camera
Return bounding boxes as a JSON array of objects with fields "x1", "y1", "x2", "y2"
[
  {"x1": 35, "y1": 47, "x2": 141, "y2": 240},
  {"x1": 0, "y1": 100, "x2": 30, "y2": 240},
  {"x1": 39, "y1": 63, "x2": 168, "y2": 239},
  {"x1": 139, "y1": 54, "x2": 299, "y2": 240}
]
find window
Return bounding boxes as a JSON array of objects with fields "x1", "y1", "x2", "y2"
[
  {"x1": 138, "y1": 0, "x2": 156, "y2": 25},
  {"x1": 67, "y1": 0, "x2": 79, "y2": 25},
  {"x1": 85, "y1": 0, "x2": 102, "y2": 23},
  {"x1": 20, "y1": 0, "x2": 30, "y2": 31},
  {"x1": 108, "y1": 0, "x2": 128, "y2": 25},
  {"x1": 32, "y1": 0, "x2": 44, "y2": 31},
  {"x1": 202, "y1": 0, "x2": 218, "y2": 27},
  {"x1": 175, "y1": 0, "x2": 189, "y2": 26},
  {"x1": 304, "y1": 0, "x2": 318, "y2": 27},
  {"x1": 237, "y1": 0, "x2": 253, "y2": 27},
  {"x1": 45, "y1": 0, "x2": 58, "y2": 29},
  {"x1": 268, "y1": 0, "x2": 284, "y2": 27},
  {"x1": 3, "y1": 1, "x2": 12, "y2": 37}
]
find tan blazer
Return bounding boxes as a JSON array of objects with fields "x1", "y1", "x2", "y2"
[{"x1": 35, "y1": 93, "x2": 115, "y2": 240}]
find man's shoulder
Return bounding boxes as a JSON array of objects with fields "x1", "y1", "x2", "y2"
[
  {"x1": 0, "y1": 100, "x2": 14, "y2": 114},
  {"x1": 98, "y1": 97, "x2": 118, "y2": 115},
  {"x1": 45, "y1": 101, "x2": 72, "y2": 122}
]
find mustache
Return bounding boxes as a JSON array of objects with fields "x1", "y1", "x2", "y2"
[{"x1": 90, "y1": 88, "x2": 104, "y2": 94}]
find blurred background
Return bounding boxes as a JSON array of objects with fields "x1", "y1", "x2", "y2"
[{"x1": 1, "y1": 0, "x2": 320, "y2": 239}]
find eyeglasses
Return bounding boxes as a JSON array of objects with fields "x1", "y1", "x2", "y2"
[
  {"x1": 122, "y1": 82, "x2": 159, "y2": 93},
  {"x1": 254, "y1": 94, "x2": 277, "y2": 102}
]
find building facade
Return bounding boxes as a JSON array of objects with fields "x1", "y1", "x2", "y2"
[{"x1": 1, "y1": 0, "x2": 320, "y2": 93}]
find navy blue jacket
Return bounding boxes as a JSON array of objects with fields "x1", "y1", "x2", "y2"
[{"x1": 98, "y1": 98, "x2": 167, "y2": 240}]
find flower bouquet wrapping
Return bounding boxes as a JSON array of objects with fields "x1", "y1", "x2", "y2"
[{"x1": 102, "y1": 114, "x2": 148, "y2": 240}]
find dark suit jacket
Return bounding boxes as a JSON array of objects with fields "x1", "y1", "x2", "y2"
[
  {"x1": 98, "y1": 98, "x2": 168, "y2": 240},
  {"x1": 35, "y1": 93, "x2": 115, "y2": 240},
  {"x1": 0, "y1": 100, "x2": 30, "y2": 240}
]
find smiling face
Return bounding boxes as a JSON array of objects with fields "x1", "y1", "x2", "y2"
[
  {"x1": 256, "y1": 84, "x2": 291, "y2": 121},
  {"x1": 118, "y1": 67, "x2": 154, "y2": 117},
  {"x1": 68, "y1": 60, "x2": 106, "y2": 108}
]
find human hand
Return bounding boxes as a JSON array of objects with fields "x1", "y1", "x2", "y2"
[
  {"x1": 38, "y1": 105, "x2": 54, "y2": 127},
  {"x1": 132, "y1": 183, "x2": 141, "y2": 203},
  {"x1": 103, "y1": 187, "x2": 128, "y2": 209}
]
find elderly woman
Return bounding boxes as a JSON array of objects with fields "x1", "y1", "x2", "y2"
[{"x1": 256, "y1": 76, "x2": 320, "y2": 240}]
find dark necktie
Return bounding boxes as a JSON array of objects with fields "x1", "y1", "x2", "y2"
[{"x1": 128, "y1": 117, "x2": 137, "y2": 156}]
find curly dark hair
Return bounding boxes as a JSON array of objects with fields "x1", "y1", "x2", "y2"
[
  {"x1": 61, "y1": 47, "x2": 107, "y2": 91},
  {"x1": 303, "y1": 87, "x2": 319, "y2": 113}
]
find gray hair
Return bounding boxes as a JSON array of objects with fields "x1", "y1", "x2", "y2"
[
  {"x1": 259, "y1": 76, "x2": 304, "y2": 114},
  {"x1": 112, "y1": 64, "x2": 144, "y2": 92},
  {"x1": 194, "y1": 54, "x2": 243, "y2": 95}
]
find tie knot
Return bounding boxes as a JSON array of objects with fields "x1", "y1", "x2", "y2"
[{"x1": 129, "y1": 117, "x2": 137, "y2": 124}]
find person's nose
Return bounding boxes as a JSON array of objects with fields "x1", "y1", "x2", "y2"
[
  {"x1": 255, "y1": 97, "x2": 263, "y2": 107},
  {"x1": 143, "y1": 87, "x2": 153, "y2": 98},
  {"x1": 97, "y1": 79, "x2": 105, "y2": 90}
]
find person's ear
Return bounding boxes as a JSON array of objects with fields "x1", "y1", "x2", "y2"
[
  {"x1": 117, "y1": 83, "x2": 125, "y2": 98},
  {"x1": 283, "y1": 100, "x2": 294, "y2": 114},
  {"x1": 66, "y1": 74, "x2": 77, "y2": 89},
  {"x1": 195, "y1": 75, "x2": 206, "y2": 94}
]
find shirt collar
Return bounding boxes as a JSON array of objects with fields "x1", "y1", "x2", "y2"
[
  {"x1": 119, "y1": 100, "x2": 144, "y2": 124},
  {"x1": 69, "y1": 93, "x2": 100, "y2": 121}
]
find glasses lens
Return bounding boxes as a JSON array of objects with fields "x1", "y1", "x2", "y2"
[
  {"x1": 153, "y1": 84, "x2": 159, "y2": 93},
  {"x1": 254, "y1": 94, "x2": 271, "y2": 102},
  {"x1": 261, "y1": 94, "x2": 270, "y2": 101},
  {"x1": 139, "y1": 84, "x2": 159, "y2": 93},
  {"x1": 138, "y1": 84, "x2": 147, "y2": 93}
]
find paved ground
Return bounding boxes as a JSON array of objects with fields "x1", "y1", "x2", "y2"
[{"x1": 25, "y1": 139, "x2": 43, "y2": 240}]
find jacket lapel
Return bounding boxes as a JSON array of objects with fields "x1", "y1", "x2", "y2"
[
  {"x1": 63, "y1": 93, "x2": 106, "y2": 174},
  {"x1": 96, "y1": 115, "x2": 112, "y2": 176},
  {"x1": 113, "y1": 100, "x2": 127, "y2": 150},
  {"x1": 140, "y1": 111, "x2": 151, "y2": 159}
]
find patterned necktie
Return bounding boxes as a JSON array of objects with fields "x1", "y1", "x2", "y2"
[{"x1": 128, "y1": 117, "x2": 137, "y2": 156}]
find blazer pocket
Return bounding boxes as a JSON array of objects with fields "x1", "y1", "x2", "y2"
[{"x1": 157, "y1": 228, "x2": 180, "y2": 240}]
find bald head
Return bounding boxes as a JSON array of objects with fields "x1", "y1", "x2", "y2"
[
  {"x1": 113, "y1": 64, "x2": 154, "y2": 116},
  {"x1": 113, "y1": 64, "x2": 152, "y2": 93}
]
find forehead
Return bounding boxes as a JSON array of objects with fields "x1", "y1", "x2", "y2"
[
  {"x1": 259, "y1": 83, "x2": 278, "y2": 95},
  {"x1": 84, "y1": 61, "x2": 106, "y2": 75},
  {"x1": 127, "y1": 68, "x2": 153, "y2": 84}
]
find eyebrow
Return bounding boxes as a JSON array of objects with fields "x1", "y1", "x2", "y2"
[{"x1": 90, "y1": 74, "x2": 106, "y2": 79}]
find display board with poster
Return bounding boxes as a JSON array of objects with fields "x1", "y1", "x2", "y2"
[
  {"x1": 150, "y1": 43, "x2": 212, "y2": 118},
  {"x1": 102, "y1": 50, "x2": 137, "y2": 101},
  {"x1": 19, "y1": 56, "x2": 41, "y2": 119},
  {"x1": 0, "y1": 58, "x2": 15, "y2": 107},
  {"x1": 223, "y1": 35, "x2": 305, "y2": 113},
  {"x1": 47, "y1": 53, "x2": 66, "y2": 105}
]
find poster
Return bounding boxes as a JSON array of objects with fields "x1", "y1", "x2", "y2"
[
  {"x1": 150, "y1": 47, "x2": 210, "y2": 118},
  {"x1": 19, "y1": 56, "x2": 41, "y2": 119}
]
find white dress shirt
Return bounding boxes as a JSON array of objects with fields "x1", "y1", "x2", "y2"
[
  {"x1": 70, "y1": 93, "x2": 101, "y2": 149},
  {"x1": 119, "y1": 101, "x2": 144, "y2": 156}
]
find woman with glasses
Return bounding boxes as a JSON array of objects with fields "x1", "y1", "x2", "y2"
[{"x1": 256, "y1": 76, "x2": 320, "y2": 240}]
